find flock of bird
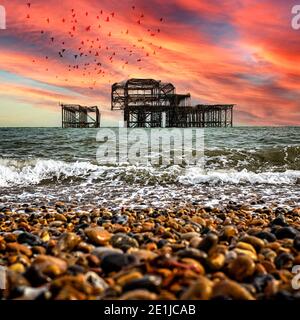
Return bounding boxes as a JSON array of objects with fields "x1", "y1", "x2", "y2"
[{"x1": 25, "y1": 2, "x2": 165, "y2": 90}]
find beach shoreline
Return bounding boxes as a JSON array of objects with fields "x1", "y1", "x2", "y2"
[{"x1": 0, "y1": 201, "x2": 300, "y2": 300}]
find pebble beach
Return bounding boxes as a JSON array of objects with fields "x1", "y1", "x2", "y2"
[
  {"x1": 1, "y1": 127, "x2": 300, "y2": 300},
  {"x1": 1, "y1": 202, "x2": 300, "y2": 300}
]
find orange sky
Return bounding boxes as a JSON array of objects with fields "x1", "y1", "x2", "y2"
[{"x1": 0, "y1": 0, "x2": 299, "y2": 126}]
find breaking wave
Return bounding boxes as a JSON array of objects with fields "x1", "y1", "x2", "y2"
[
  {"x1": 178, "y1": 168, "x2": 300, "y2": 185},
  {"x1": 0, "y1": 159, "x2": 99, "y2": 187},
  {"x1": 0, "y1": 158, "x2": 299, "y2": 188}
]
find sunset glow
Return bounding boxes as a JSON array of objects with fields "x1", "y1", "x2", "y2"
[{"x1": 0, "y1": 0, "x2": 299, "y2": 126}]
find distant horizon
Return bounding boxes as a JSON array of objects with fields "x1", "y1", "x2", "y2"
[{"x1": 1, "y1": 125, "x2": 300, "y2": 129}]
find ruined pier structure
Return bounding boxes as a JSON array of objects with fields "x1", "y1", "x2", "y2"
[
  {"x1": 111, "y1": 79, "x2": 234, "y2": 128},
  {"x1": 61, "y1": 104, "x2": 100, "y2": 128}
]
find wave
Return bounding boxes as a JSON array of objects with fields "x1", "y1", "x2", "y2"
[
  {"x1": 0, "y1": 158, "x2": 300, "y2": 188},
  {"x1": 204, "y1": 146, "x2": 300, "y2": 171},
  {"x1": 0, "y1": 159, "x2": 100, "y2": 187},
  {"x1": 178, "y1": 168, "x2": 300, "y2": 185}
]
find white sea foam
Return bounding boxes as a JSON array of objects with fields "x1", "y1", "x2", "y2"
[
  {"x1": 0, "y1": 159, "x2": 99, "y2": 187},
  {"x1": 0, "y1": 158, "x2": 300, "y2": 188},
  {"x1": 178, "y1": 168, "x2": 300, "y2": 185}
]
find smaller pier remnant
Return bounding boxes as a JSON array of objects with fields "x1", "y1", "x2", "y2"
[{"x1": 60, "y1": 104, "x2": 100, "y2": 128}]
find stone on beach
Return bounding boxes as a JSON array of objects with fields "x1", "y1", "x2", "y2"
[{"x1": 0, "y1": 203, "x2": 299, "y2": 300}]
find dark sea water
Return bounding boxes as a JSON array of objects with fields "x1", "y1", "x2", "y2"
[{"x1": 0, "y1": 127, "x2": 299, "y2": 209}]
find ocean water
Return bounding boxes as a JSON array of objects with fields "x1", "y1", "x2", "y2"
[{"x1": 0, "y1": 127, "x2": 299, "y2": 209}]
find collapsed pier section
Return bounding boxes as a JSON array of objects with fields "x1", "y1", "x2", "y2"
[{"x1": 61, "y1": 104, "x2": 100, "y2": 128}]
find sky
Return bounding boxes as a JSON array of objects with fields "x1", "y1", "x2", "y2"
[{"x1": 0, "y1": 0, "x2": 300, "y2": 126}]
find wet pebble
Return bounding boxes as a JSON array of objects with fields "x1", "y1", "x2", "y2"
[
  {"x1": 239, "y1": 235, "x2": 265, "y2": 252},
  {"x1": 17, "y1": 232, "x2": 43, "y2": 247},
  {"x1": 274, "y1": 227, "x2": 298, "y2": 240},
  {"x1": 270, "y1": 215, "x2": 287, "y2": 227},
  {"x1": 116, "y1": 271, "x2": 143, "y2": 287},
  {"x1": 254, "y1": 231, "x2": 276, "y2": 242},
  {"x1": 85, "y1": 227, "x2": 112, "y2": 246},
  {"x1": 31, "y1": 255, "x2": 68, "y2": 277},
  {"x1": 198, "y1": 233, "x2": 218, "y2": 253},
  {"x1": 111, "y1": 215, "x2": 129, "y2": 225},
  {"x1": 110, "y1": 233, "x2": 139, "y2": 251},
  {"x1": 1, "y1": 202, "x2": 300, "y2": 300},
  {"x1": 274, "y1": 252, "x2": 294, "y2": 269},
  {"x1": 220, "y1": 226, "x2": 238, "y2": 241},
  {"x1": 122, "y1": 275, "x2": 162, "y2": 293},
  {"x1": 6, "y1": 243, "x2": 32, "y2": 257},
  {"x1": 54, "y1": 232, "x2": 81, "y2": 253},
  {"x1": 228, "y1": 255, "x2": 256, "y2": 281},
  {"x1": 253, "y1": 274, "x2": 275, "y2": 293},
  {"x1": 212, "y1": 280, "x2": 254, "y2": 300},
  {"x1": 100, "y1": 253, "x2": 138, "y2": 273},
  {"x1": 181, "y1": 276, "x2": 213, "y2": 300},
  {"x1": 176, "y1": 248, "x2": 207, "y2": 263}
]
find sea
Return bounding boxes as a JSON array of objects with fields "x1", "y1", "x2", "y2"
[{"x1": 0, "y1": 127, "x2": 299, "y2": 210}]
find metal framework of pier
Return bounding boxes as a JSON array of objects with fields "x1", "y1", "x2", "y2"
[
  {"x1": 111, "y1": 78, "x2": 234, "y2": 128},
  {"x1": 61, "y1": 104, "x2": 100, "y2": 128}
]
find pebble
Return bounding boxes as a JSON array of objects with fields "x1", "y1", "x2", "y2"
[
  {"x1": 212, "y1": 280, "x2": 254, "y2": 300},
  {"x1": 116, "y1": 271, "x2": 143, "y2": 286},
  {"x1": 176, "y1": 248, "x2": 207, "y2": 263},
  {"x1": 31, "y1": 255, "x2": 68, "y2": 277},
  {"x1": 0, "y1": 203, "x2": 299, "y2": 300},
  {"x1": 54, "y1": 213, "x2": 67, "y2": 222},
  {"x1": 100, "y1": 253, "x2": 138, "y2": 273},
  {"x1": 180, "y1": 258, "x2": 205, "y2": 274},
  {"x1": 17, "y1": 232, "x2": 43, "y2": 247},
  {"x1": 123, "y1": 275, "x2": 162, "y2": 293},
  {"x1": 92, "y1": 247, "x2": 123, "y2": 259},
  {"x1": 55, "y1": 232, "x2": 81, "y2": 252},
  {"x1": 85, "y1": 227, "x2": 112, "y2": 246},
  {"x1": 198, "y1": 233, "x2": 218, "y2": 253},
  {"x1": 110, "y1": 233, "x2": 139, "y2": 251},
  {"x1": 239, "y1": 235, "x2": 265, "y2": 252},
  {"x1": 253, "y1": 274, "x2": 274, "y2": 293},
  {"x1": 236, "y1": 242, "x2": 256, "y2": 254},
  {"x1": 207, "y1": 252, "x2": 225, "y2": 271},
  {"x1": 270, "y1": 215, "x2": 287, "y2": 227},
  {"x1": 85, "y1": 272, "x2": 108, "y2": 292},
  {"x1": 234, "y1": 248, "x2": 257, "y2": 261},
  {"x1": 181, "y1": 276, "x2": 213, "y2": 300},
  {"x1": 274, "y1": 252, "x2": 294, "y2": 269},
  {"x1": 111, "y1": 215, "x2": 128, "y2": 225},
  {"x1": 128, "y1": 249, "x2": 158, "y2": 261},
  {"x1": 274, "y1": 227, "x2": 298, "y2": 240},
  {"x1": 220, "y1": 225, "x2": 238, "y2": 241},
  {"x1": 9, "y1": 263, "x2": 26, "y2": 273},
  {"x1": 228, "y1": 255, "x2": 256, "y2": 281},
  {"x1": 6, "y1": 243, "x2": 32, "y2": 257},
  {"x1": 180, "y1": 232, "x2": 200, "y2": 240},
  {"x1": 255, "y1": 231, "x2": 276, "y2": 242}
]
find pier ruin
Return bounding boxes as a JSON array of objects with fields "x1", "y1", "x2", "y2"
[
  {"x1": 111, "y1": 78, "x2": 234, "y2": 128},
  {"x1": 61, "y1": 104, "x2": 100, "y2": 128}
]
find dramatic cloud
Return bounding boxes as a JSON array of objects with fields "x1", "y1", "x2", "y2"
[{"x1": 0, "y1": 0, "x2": 299, "y2": 126}]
